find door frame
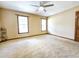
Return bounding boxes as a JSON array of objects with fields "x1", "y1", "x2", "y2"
[{"x1": 75, "y1": 11, "x2": 79, "y2": 41}]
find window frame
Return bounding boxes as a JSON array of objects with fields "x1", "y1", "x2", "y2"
[
  {"x1": 41, "y1": 18, "x2": 48, "y2": 32},
  {"x1": 17, "y1": 15, "x2": 29, "y2": 34}
]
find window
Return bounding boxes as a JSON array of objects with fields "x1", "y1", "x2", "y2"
[
  {"x1": 18, "y1": 15, "x2": 29, "y2": 34},
  {"x1": 41, "y1": 18, "x2": 47, "y2": 31}
]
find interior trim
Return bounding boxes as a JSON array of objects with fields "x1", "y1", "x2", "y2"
[
  {"x1": 48, "y1": 33, "x2": 74, "y2": 40},
  {"x1": 0, "y1": 33, "x2": 48, "y2": 43},
  {"x1": 75, "y1": 11, "x2": 79, "y2": 41}
]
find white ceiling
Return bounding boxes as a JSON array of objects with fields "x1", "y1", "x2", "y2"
[{"x1": 0, "y1": 1, "x2": 79, "y2": 16}]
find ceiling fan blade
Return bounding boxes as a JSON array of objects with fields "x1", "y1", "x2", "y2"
[
  {"x1": 44, "y1": 9, "x2": 46, "y2": 12},
  {"x1": 31, "y1": 5, "x2": 40, "y2": 7},
  {"x1": 40, "y1": 1, "x2": 43, "y2": 6},
  {"x1": 43, "y1": 4, "x2": 54, "y2": 7}
]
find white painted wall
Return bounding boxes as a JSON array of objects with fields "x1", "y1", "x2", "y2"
[{"x1": 48, "y1": 6, "x2": 79, "y2": 39}]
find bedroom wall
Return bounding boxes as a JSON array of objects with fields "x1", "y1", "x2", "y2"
[
  {"x1": 1, "y1": 8, "x2": 47, "y2": 39},
  {"x1": 48, "y1": 6, "x2": 79, "y2": 40}
]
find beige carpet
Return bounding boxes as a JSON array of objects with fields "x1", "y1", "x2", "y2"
[{"x1": 0, "y1": 34, "x2": 79, "y2": 58}]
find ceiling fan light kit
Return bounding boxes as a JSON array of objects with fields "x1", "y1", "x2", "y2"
[{"x1": 39, "y1": 7, "x2": 44, "y2": 11}]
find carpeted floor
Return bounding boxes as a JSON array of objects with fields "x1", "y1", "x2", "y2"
[{"x1": 0, "y1": 34, "x2": 79, "y2": 58}]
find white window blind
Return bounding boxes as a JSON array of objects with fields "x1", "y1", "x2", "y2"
[
  {"x1": 41, "y1": 19, "x2": 47, "y2": 31},
  {"x1": 18, "y1": 16, "x2": 28, "y2": 33}
]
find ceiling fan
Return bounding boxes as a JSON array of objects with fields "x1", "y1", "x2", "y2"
[{"x1": 31, "y1": 1, "x2": 54, "y2": 12}]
